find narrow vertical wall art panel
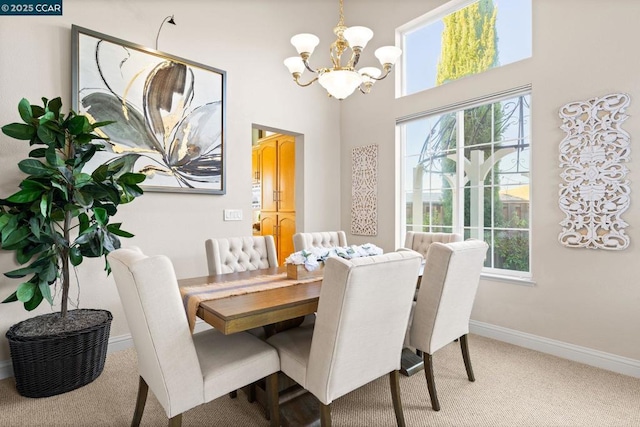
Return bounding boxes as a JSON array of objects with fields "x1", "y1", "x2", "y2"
[
  {"x1": 558, "y1": 93, "x2": 631, "y2": 250},
  {"x1": 351, "y1": 144, "x2": 378, "y2": 236}
]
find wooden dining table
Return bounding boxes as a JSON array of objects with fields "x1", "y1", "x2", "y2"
[
  {"x1": 179, "y1": 264, "x2": 425, "y2": 376},
  {"x1": 178, "y1": 266, "x2": 324, "y2": 425},
  {"x1": 177, "y1": 266, "x2": 322, "y2": 336}
]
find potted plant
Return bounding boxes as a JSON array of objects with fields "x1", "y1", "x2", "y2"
[{"x1": 0, "y1": 97, "x2": 145, "y2": 397}]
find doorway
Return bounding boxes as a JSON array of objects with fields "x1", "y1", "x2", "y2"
[{"x1": 251, "y1": 127, "x2": 300, "y2": 263}]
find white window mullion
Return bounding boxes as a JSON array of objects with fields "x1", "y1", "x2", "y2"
[{"x1": 455, "y1": 110, "x2": 465, "y2": 236}]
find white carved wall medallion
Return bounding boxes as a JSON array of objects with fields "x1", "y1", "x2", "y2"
[
  {"x1": 558, "y1": 93, "x2": 631, "y2": 250},
  {"x1": 351, "y1": 144, "x2": 378, "y2": 236}
]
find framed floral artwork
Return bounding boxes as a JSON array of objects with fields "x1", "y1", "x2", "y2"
[{"x1": 71, "y1": 25, "x2": 226, "y2": 194}]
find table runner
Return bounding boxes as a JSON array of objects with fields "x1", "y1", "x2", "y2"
[{"x1": 180, "y1": 272, "x2": 321, "y2": 332}]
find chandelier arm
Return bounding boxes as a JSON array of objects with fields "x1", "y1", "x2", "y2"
[
  {"x1": 362, "y1": 65, "x2": 393, "y2": 81},
  {"x1": 347, "y1": 50, "x2": 361, "y2": 69},
  {"x1": 303, "y1": 58, "x2": 318, "y2": 74},
  {"x1": 293, "y1": 75, "x2": 320, "y2": 87}
]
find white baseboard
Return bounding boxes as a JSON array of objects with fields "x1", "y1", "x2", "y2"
[
  {"x1": 3, "y1": 321, "x2": 637, "y2": 380},
  {"x1": 470, "y1": 320, "x2": 640, "y2": 378},
  {"x1": 0, "y1": 320, "x2": 213, "y2": 380}
]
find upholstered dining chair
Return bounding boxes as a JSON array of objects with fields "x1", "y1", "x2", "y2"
[
  {"x1": 108, "y1": 247, "x2": 280, "y2": 427},
  {"x1": 205, "y1": 235, "x2": 278, "y2": 275},
  {"x1": 267, "y1": 250, "x2": 423, "y2": 427},
  {"x1": 292, "y1": 230, "x2": 348, "y2": 252},
  {"x1": 403, "y1": 231, "x2": 463, "y2": 259},
  {"x1": 407, "y1": 240, "x2": 488, "y2": 411}
]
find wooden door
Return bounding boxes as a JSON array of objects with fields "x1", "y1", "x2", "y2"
[
  {"x1": 251, "y1": 146, "x2": 260, "y2": 183},
  {"x1": 260, "y1": 212, "x2": 277, "y2": 240},
  {"x1": 259, "y1": 140, "x2": 277, "y2": 212},
  {"x1": 278, "y1": 213, "x2": 296, "y2": 262},
  {"x1": 277, "y1": 136, "x2": 296, "y2": 212}
]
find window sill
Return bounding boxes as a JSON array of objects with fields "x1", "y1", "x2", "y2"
[{"x1": 480, "y1": 272, "x2": 536, "y2": 287}]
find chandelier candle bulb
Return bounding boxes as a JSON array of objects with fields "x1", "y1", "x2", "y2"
[{"x1": 284, "y1": 0, "x2": 401, "y2": 99}]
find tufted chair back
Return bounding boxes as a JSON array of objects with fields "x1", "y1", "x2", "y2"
[
  {"x1": 403, "y1": 231, "x2": 463, "y2": 259},
  {"x1": 108, "y1": 247, "x2": 205, "y2": 417},
  {"x1": 293, "y1": 230, "x2": 348, "y2": 252},
  {"x1": 205, "y1": 236, "x2": 278, "y2": 275}
]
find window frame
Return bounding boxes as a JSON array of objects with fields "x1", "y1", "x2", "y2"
[
  {"x1": 397, "y1": 0, "x2": 532, "y2": 98},
  {"x1": 397, "y1": 87, "x2": 533, "y2": 281}
]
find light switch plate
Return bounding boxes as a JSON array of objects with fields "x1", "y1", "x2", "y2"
[{"x1": 223, "y1": 209, "x2": 243, "y2": 221}]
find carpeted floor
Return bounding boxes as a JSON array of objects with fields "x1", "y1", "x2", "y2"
[{"x1": 1, "y1": 335, "x2": 639, "y2": 426}]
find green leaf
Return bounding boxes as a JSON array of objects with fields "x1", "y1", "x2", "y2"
[
  {"x1": 16, "y1": 282, "x2": 36, "y2": 302},
  {"x1": 69, "y1": 246, "x2": 83, "y2": 266},
  {"x1": 45, "y1": 146, "x2": 64, "y2": 167},
  {"x1": 6, "y1": 188, "x2": 43, "y2": 204},
  {"x1": 0, "y1": 213, "x2": 10, "y2": 233},
  {"x1": 36, "y1": 122, "x2": 56, "y2": 144},
  {"x1": 31, "y1": 105, "x2": 45, "y2": 118},
  {"x1": 107, "y1": 223, "x2": 134, "y2": 238},
  {"x1": 29, "y1": 217, "x2": 41, "y2": 240},
  {"x1": 39, "y1": 111, "x2": 55, "y2": 124},
  {"x1": 29, "y1": 147, "x2": 46, "y2": 158},
  {"x1": 68, "y1": 115, "x2": 90, "y2": 135},
  {"x1": 118, "y1": 172, "x2": 146, "y2": 185},
  {"x1": 93, "y1": 207, "x2": 108, "y2": 226},
  {"x1": 2, "y1": 123, "x2": 35, "y2": 140},
  {"x1": 51, "y1": 181, "x2": 69, "y2": 200},
  {"x1": 20, "y1": 179, "x2": 48, "y2": 191},
  {"x1": 18, "y1": 98, "x2": 33, "y2": 123},
  {"x1": 5, "y1": 263, "x2": 41, "y2": 278},
  {"x1": 78, "y1": 212, "x2": 89, "y2": 233},
  {"x1": 24, "y1": 288, "x2": 43, "y2": 311},
  {"x1": 40, "y1": 259, "x2": 57, "y2": 282},
  {"x1": 40, "y1": 194, "x2": 49, "y2": 217},
  {"x1": 39, "y1": 281, "x2": 53, "y2": 305},
  {"x1": 73, "y1": 172, "x2": 92, "y2": 187},
  {"x1": 91, "y1": 164, "x2": 109, "y2": 182},
  {"x1": 91, "y1": 120, "x2": 115, "y2": 129},
  {"x1": 73, "y1": 134, "x2": 92, "y2": 144},
  {"x1": 48, "y1": 97, "x2": 62, "y2": 119},
  {"x1": 2, "y1": 291, "x2": 18, "y2": 303},
  {"x1": 2, "y1": 227, "x2": 31, "y2": 248},
  {"x1": 73, "y1": 190, "x2": 93, "y2": 208},
  {"x1": 18, "y1": 159, "x2": 51, "y2": 177}
]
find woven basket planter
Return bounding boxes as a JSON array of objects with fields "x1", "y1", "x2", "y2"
[{"x1": 5, "y1": 309, "x2": 112, "y2": 398}]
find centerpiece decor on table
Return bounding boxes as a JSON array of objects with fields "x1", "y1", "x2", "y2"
[{"x1": 285, "y1": 244, "x2": 383, "y2": 279}]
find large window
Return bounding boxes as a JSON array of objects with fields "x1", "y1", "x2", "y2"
[
  {"x1": 400, "y1": 93, "x2": 531, "y2": 277},
  {"x1": 400, "y1": 0, "x2": 532, "y2": 96}
]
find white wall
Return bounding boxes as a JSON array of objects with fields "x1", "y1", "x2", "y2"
[
  {"x1": 341, "y1": 0, "x2": 640, "y2": 362},
  {"x1": 0, "y1": 0, "x2": 343, "y2": 361}
]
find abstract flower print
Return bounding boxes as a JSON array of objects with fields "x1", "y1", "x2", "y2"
[{"x1": 77, "y1": 31, "x2": 224, "y2": 191}]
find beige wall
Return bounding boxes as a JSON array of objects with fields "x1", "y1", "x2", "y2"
[
  {"x1": 0, "y1": 0, "x2": 343, "y2": 361},
  {"x1": 341, "y1": 0, "x2": 640, "y2": 361}
]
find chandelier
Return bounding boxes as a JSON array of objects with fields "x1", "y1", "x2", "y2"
[{"x1": 283, "y1": 0, "x2": 402, "y2": 100}]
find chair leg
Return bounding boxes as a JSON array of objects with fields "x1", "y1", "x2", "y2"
[
  {"x1": 168, "y1": 413, "x2": 182, "y2": 427},
  {"x1": 266, "y1": 372, "x2": 280, "y2": 427},
  {"x1": 248, "y1": 383, "x2": 256, "y2": 403},
  {"x1": 423, "y1": 353, "x2": 440, "y2": 411},
  {"x1": 319, "y1": 400, "x2": 332, "y2": 427},
  {"x1": 389, "y1": 370, "x2": 406, "y2": 427},
  {"x1": 460, "y1": 334, "x2": 475, "y2": 382},
  {"x1": 132, "y1": 376, "x2": 148, "y2": 427}
]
